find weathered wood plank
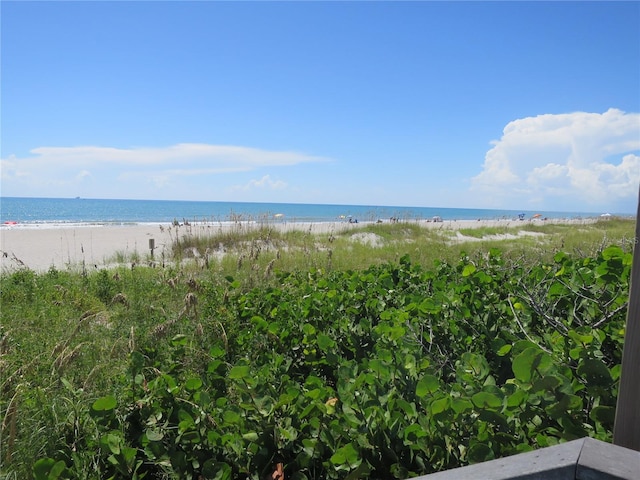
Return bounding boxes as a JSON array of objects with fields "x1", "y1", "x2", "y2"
[
  {"x1": 407, "y1": 438, "x2": 640, "y2": 480},
  {"x1": 576, "y1": 437, "x2": 640, "y2": 480},
  {"x1": 613, "y1": 189, "x2": 640, "y2": 451},
  {"x1": 407, "y1": 438, "x2": 583, "y2": 480}
]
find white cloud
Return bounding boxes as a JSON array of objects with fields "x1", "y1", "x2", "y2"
[
  {"x1": 231, "y1": 175, "x2": 288, "y2": 192},
  {"x1": 76, "y1": 170, "x2": 92, "y2": 181},
  {"x1": 1, "y1": 143, "x2": 328, "y2": 198},
  {"x1": 471, "y1": 109, "x2": 640, "y2": 211},
  {"x1": 22, "y1": 143, "x2": 328, "y2": 168}
]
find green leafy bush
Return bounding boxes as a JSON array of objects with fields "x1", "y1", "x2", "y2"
[{"x1": 2, "y1": 244, "x2": 631, "y2": 479}]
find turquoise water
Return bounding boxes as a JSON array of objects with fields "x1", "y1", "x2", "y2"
[{"x1": 0, "y1": 196, "x2": 606, "y2": 225}]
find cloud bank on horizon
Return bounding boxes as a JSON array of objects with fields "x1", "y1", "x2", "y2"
[{"x1": 1, "y1": 108, "x2": 639, "y2": 213}]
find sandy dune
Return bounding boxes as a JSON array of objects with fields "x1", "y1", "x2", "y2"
[{"x1": 0, "y1": 218, "x2": 597, "y2": 272}]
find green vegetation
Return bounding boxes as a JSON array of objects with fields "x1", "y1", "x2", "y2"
[{"x1": 0, "y1": 219, "x2": 635, "y2": 479}]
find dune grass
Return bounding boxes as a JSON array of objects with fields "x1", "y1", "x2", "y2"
[{"x1": 165, "y1": 218, "x2": 635, "y2": 282}]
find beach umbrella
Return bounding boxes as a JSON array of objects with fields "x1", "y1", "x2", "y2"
[
  {"x1": 274, "y1": 213, "x2": 284, "y2": 218},
  {"x1": 532, "y1": 213, "x2": 542, "y2": 218}
]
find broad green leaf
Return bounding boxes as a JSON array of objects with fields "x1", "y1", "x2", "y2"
[
  {"x1": 506, "y1": 389, "x2": 527, "y2": 408},
  {"x1": 146, "y1": 429, "x2": 164, "y2": 442},
  {"x1": 33, "y1": 458, "x2": 67, "y2": 480},
  {"x1": 209, "y1": 346, "x2": 226, "y2": 358},
  {"x1": 471, "y1": 391, "x2": 502, "y2": 409},
  {"x1": 479, "y1": 410, "x2": 508, "y2": 429},
  {"x1": 228, "y1": 365, "x2": 250, "y2": 379},
  {"x1": 91, "y1": 395, "x2": 117, "y2": 412},
  {"x1": 250, "y1": 315, "x2": 268, "y2": 330},
  {"x1": 467, "y1": 442, "x2": 494, "y2": 463},
  {"x1": 185, "y1": 377, "x2": 203, "y2": 392},
  {"x1": 457, "y1": 352, "x2": 490, "y2": 383},
  {"x1": 512, "y1": 347, "x2": 553, "y2": 383},
  {"x1": 531, "y1": 375, "x2": 562, "y2": 393},
  {"x1": 462, "y1": 264, "x2": 477, "y2": 277},
  {"x1": 497, "y1": 344, "x2": 512, "y2": 356},
  {"x1": 546, "y1": 394, "x2": 583, "y2": 419},
  {"x1": 171, "y1": 334, "x2": 188, "y2": 346},
  {"x1": 568, "y1": 329, "x2": 594, "y2": 345},
  {"x1": 404, "y1": 423, "x2": 428, "y2": 441},
  {"x1": 105, "y1": 433, "x2": 121, "y2": 455},
  {"x1": 577, "y1": 358, "x2": 613, "y2": 387},
  {"x1": 602, "y1": 245, "x2": 623, "y2": 260},
  {"x1": 317, "y1": 333, "x2": 336, "y2": 351},
  {"x1": 416, "y1": 375, "x2": 440, "y2": 396},
  {"x1": 590, "y1": 406, "x2": 616, "y2": 426},
  {"x1": 242, "y1": 431, "x2": 259, "y2": 442},
  {"x1": 430, "y1": 396, "x2": 451, "y2": 415},
  {"x1": 223, "y1": 410, "x2": 242, "y2": 424},
  {"x1": 330, "y1": 442, "x2": 361, "y2": 469},
  {"x1": 368, "y1": 359, "x2": 389, "y2": 378},
  {"x1": 451, "y1": 397, "x2": 474, "y2": 414}
]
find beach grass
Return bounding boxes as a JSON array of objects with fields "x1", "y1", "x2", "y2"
[{"x1": 165, "y1": 218, "x2": 636, "y2": 277}]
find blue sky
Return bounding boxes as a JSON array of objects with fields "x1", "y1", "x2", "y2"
[{"x1": 2, "y1": 1, "x2": 639, "y2": 213}]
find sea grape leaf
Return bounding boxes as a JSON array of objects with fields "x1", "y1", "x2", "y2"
[
  {"x1": 457, "y1": 352, "x2": 490, "y2": 383},
  {"x1": 228, "y1": 365, "x2": 250, "y2": 379},
  {"x1": 506, "y1": 389, "x2": 527, "y2": 408},
  {"x1": 33, "y1": 458, "x2": 67, "y2": 480},
  {"x1": 590, "y1": 406, "x2": 616, "y2": 426},
  {"x1": 478, "y1": 410, "x2": 509, "y2": 430},
  {"x1": 202, "y1": 460, "x2": 232, "y2": 480},
  {"x1": 531, "y1": 375, "x2": 562, "y2": 393},
  {"x1": 222, "y1": 410, "x2": 242, "y2": 424},
  {"x1": 462, "y1": 264, "x2": 477, "y2": 277},
  {"x1": 471, "y1": 391, "x2": 502, "y2": 409},
  {"x1": 430, "y1": 396, "x2": 452, "y2": 415},
  {"x1": 171, "y1": 334, "x2": 188, "y2": 346},
  {"x1": 577, "y1": 358, "x2": 613, "y2": 387},
  {"x1": 185, "y1": 377, "x2": 203, "y2": 392},
  {"x1": 250, "y1": 315, "x2": 268, "y2": 330},
  {"x1": 568, "y1": 329, "x2": 594, "y2": 345},
  {"x1": 467, "y1": 442, "x2": 494, "y2": 464},
  {"x1": 242, "y1": 431, "x2": 259, "y2": 442},
  {"x1": 416, "y1": 375, "x2": 440, "y2": 396},
  {"x1": 601, "y1": 246, "x2": 623, "y2": 260},
  {"x1": 368, "y1": 358, "x2": 390, "y2": 378},
  {"x1": 497, "y1": 344, "x2": 512, "y2": 356},
  {"x1": 512, "y1": 347, "x2": 553, "y2": 383},
  {"x1": 451, "y1": 397, "x2": 474, "y2": 415},
  {"x1": 91, "y1": 395, "x2": 117, "y2": 415},
  {"x1": 145, "y1": 429, "x2": 164, "y2": 442},
  {"x1": 330, "y1": 442, "x2": 361, "y2": 469},
  {"x1": 209, "y1": 346, "x2": 226, "y2": 358},
  {"x1": 317, "y1": 333, "x2": 336, "y2": 352}
]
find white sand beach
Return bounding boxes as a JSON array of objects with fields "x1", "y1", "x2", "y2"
[{"x1": 0, "y1": 218, "x2": 598, "y2": 272}]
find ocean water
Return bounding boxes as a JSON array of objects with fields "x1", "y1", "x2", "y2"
[{"x1": 0, "y1": 196, "x2": 606, "y2": 226}]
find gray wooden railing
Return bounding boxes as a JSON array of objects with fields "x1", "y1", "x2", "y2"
[{"x1": 410, "y1": 437, "x2": 639, "y2": 480}]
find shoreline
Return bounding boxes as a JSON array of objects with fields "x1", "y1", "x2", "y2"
[{"x1": 0, "y1": 217, "x2": 604, "y2": 272}]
